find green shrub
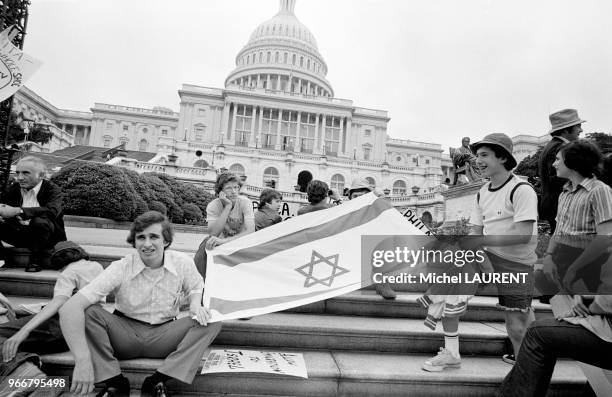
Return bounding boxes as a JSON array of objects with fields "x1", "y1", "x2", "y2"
[{"x1": 50, "y1": 162, "x2": 140, "y2": 221}]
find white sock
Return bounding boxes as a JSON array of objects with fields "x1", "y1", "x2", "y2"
[{"x1": 444, "y1": 332, "x2": 460, "y2": 358}]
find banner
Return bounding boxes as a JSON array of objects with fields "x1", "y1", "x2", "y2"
[
  {"x1": 0, "y1": 26, "x2": 42, "y2": 102},
  {"x1": 201, "y1": 349, "x2": 307, "y2": 378},
  {"x1": 203, "y1": 192, "x2": 430, "y2": 322}
]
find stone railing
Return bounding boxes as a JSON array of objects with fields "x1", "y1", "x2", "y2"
[{"x1": 112, "y1": 158, "x2": 216, "y2": 182}]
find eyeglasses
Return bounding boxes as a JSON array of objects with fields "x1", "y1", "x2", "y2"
[{"x1": 223, "y1": 185, "x2": 240, "y2": 192}]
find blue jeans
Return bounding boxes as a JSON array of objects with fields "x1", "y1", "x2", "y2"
[{"x1": 498, "y1": 318, "x2": 612, "y2": 397}]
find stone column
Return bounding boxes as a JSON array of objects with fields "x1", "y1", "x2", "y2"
[
  {"x1": 257, "y1": 106, "x2": 264, "y2": 148},
  {"x1": 257, "y1": 74, "x2": 261, "y2": 88},
  {"x1": 266, "y1": 74, "x2": 271, "y2": 89},
  {"x1": 249, "y1": 105, "x2": 256, "y2": 146},
  {"x1": 307, "y1": 82, "x2": 311, "y2": 95},
  {"x1": 295, "y1": 111, "x2": 301, "y2": 152},
  {"x1": 275, "y1": 109, "x2": 282, "y2": 150},
  {"x1": 314, "y1": 114, "x2": 320, "y2": 154},
  {"x1": 338, "y1": 117, "x2": 345, "y2": 155},
  {"x1": 277, "y1": 75, "x2": 282, "y2": 91},
  {"x1": 247, "y1": 75, "x2": 252, "y2": 87},
  {"x1": 230, "y1": 103, "x2": 238, "y2": 143},
  {"x1": 221, "y1": 101, "x2": 230, "y2": 143},
  {"x1": 321, "y1": 115, "x2": 327, "y2": 151}
]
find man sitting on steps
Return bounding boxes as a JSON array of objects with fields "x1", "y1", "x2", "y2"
[
  {"x1": 60, "y1": 211, "x2": 221, "y2": 397},
  {"x1": 0, "y1": 156, "x2": 67, "y2": 272}
]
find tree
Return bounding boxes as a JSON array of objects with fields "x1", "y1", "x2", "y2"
[
  {"x1": 515, "y1": 146, "x2": 543, "y2": 181},
  {"x1": 7, "y1": 112, "x2": 53, "y2": 146},
  {"x1": 586, "y1": 132, "x2": 612, "y2": 154}
]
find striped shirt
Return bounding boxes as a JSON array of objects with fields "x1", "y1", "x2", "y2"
[{"x1": 554, "y1": 177, "x2": 612, "y2": 248}]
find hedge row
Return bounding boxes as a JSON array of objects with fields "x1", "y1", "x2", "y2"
[{"x1": 50, "y1": 163, "x2": 213, "y2": 224}]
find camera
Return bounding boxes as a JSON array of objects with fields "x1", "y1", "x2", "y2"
[{"x1": 328, "y1": 190, "x2": 334, "y2": 196}]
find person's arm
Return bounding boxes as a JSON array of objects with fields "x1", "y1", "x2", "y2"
[
  {"x1": 206, "y1": 197, "x2": 255, "y2": 248},
  {"x1": 58, "y1": 293, "x2": 95, "y2": 395},
  {"x1": 2, "y1": 295, "x2": 68, "y2": 362},
  {"x1": 206, "y1": 196, "x2": 232, "y2": 237},
  {"x1": 563, "y1": 220, "x2": 612, "y2": 289}
]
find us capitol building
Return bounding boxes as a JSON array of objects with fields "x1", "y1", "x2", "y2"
[{"x1": 12, "y1": 0, "x2": 546, "y2": 223}]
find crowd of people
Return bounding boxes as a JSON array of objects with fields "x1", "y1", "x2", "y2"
[{"x1": 0, "y1": 108, "x2": 610, "y2": 397}]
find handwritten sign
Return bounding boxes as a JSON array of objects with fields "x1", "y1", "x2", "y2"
[
  {"x1": 201, "y1": 349, "x2": 307, "y2": 378},
  {"x1": 0, "y1": 26, "x2": 42, "y2": 102}
]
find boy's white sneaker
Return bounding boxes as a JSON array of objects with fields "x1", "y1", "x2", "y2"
[{"x1": 422, "y1": 348, "x2": 461, "y2": 372}]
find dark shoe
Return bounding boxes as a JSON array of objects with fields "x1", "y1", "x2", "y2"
[
  {"x1": 502, "y1": 353, "x2": 516, "y2": 365},
  {"x1": 25, "y1": 263, "x2": 41, "y2": 272},
  {"x1": 96, "y1": 375, "x2": 130, "y2": 397},
  {"x1": 141, "y1": 377, "x2": 171, "y2": 397},
  {"x1": 375, "y1": 281, "x2": 397, "y2": 300}
]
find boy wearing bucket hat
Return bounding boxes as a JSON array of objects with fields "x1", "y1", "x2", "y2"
[
  {"x1": 538, "y1": 109, "x2": 585, "y2": 234},
  {"x1": 464, "y1": 133, "x2": 538, "y2": 366},
  {"x1": 0, "y1": 241, "x2": 103, "y2": 362}
]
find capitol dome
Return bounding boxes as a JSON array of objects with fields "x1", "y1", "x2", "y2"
[{"x1": 225, "y1": 0, "x2": 334, "y2": 97}]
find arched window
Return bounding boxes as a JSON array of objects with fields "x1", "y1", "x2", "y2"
[
  {"x1": 229, "y1": 163, "x2": 245, "y2": 177},
  {"x1": 275, "y1": 52, "x2": 279, "y2": 63},
  {"x1": 193, "y1": 159, "x2": 209, "y2": 168},
  {"x1": 392, "y1": 180, "x2": 407, "y2": 196},
  {"x1": 330, "y1": 174, "x2": 345, "y2": 192},
  {"x1": 292, "y1": 54, "x2": 296, "y2": 65},
  {"x1": 263, "y1": 167, "x2": 279, "y2": 187},
  {"x1": 259, "y1": 52, "x2": 263, "y2": 63},
  {"x1": 138, "y1": 139, "x2": 148, "y2": 152},
  {"x1": 307, "y1": 59, "x2": 311, "y2": 69},
  {"x1": 267, "y1": 52, "x2": 271, "y2": 62},
  {"x1": 284, "y1": 52, "x2": 288, "y2": 63},
  {"x1": 300, "y1": 56, "x2": 304, "y2": 67},
  {"x1": 365, "y1": 177, "x2": 376, "y2": 187},
  {"x1": 142, "y1": 127, "x2": 148, "y2": 134}
]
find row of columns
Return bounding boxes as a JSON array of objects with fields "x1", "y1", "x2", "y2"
[
  {"x1": 220, "y1": 101, "x2": 349, "y2": 156},
  {"x1": 61, "y1": 124, "x2": 91, "y2": 145},
  {"x1": 233, "y1": 73, "x2": 331, "y2": 97}
]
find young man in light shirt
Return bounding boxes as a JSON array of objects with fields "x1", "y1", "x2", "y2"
[{"x1": 60, "y1": 211, "x2": 221, "y2": 397}]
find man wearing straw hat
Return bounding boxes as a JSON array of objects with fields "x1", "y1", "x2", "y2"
[{"x1": 538, "y1": 109, "x2": 585, "y2": 234}]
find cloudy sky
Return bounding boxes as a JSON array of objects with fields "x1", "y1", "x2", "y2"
[{"x1": 22, "y1": 0, "x2": 612, "y2": 148}]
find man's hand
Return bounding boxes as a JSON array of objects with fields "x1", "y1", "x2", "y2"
[
  {"x1": 0, "y1": 205, "x2": 20, "y2": 219},
  {"x1": 570, "y1": 295, "x2": 590, "y2": 317},
  {"x1": 542, "y1": 255, "x2": 562, "y2": 289},
  {"x1": 218, "y1": 192, "x2": 232, "y2": 207},
  {"x1": 190, "y1": 305, "x2": 212, "y2": 326},
  {"x1": 0, "y1": 293, "x2": 15, "y2": 321},
  {"x1": 205, "y1": 236, "x2": 226, "y2": 250},
  {"x1": 2, "y1": 329, "x2": 29, "y2": 362},
  {"x1": 70, "y1": 358, "x2": 95, "y2": 395},
  {"x1": 562, "y1": 265, "x2": 579, "y2": 292}
]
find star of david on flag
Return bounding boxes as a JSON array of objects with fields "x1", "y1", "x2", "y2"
[
  {"x1": 296, "y1": 251, "x2": 348, "y2": 288},
  {"x1": 203, "y1": 193, "x2": 430, "y2": 322}
]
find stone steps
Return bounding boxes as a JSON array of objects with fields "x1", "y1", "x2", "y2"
[
  {"x1": 0, "y1": 227, "x2": 585, "y2": 396},
  {"x1": 2, "y1": 280, "x2": 553, "y2": 323},
  {"x1": 40, "y1": 350, "x2": 585, "y2": 397}
]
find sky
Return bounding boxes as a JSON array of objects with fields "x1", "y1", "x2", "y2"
[{"x1": 21, "y1": 0, "x2": 612, "y2": 148}]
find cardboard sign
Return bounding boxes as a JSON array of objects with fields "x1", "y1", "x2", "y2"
[
  {"x1": 0, "y1": 26, "x2": 42, "y2": 102},
  {"x1": 201, "y1": 349, "x2": 307, "y2": 378}
]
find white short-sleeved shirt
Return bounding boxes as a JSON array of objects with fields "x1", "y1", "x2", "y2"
[
  {"x1": 79, "y1": 250, "x2": 204, "y2": 325},
  {"x1": 53, "y1": 260, "x2": 104, "y2": 299},
  {"x1": 469, "y1": 174, "x2": 538, "y2": 265},
  {"x1": 206, "y1": 195, "x2": 254, "y2": 238}
]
